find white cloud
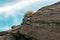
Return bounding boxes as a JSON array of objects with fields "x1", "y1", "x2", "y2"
[
  {"x1": 0, "y1": 0, "x2": 45, "y2": 15},
  {"x1": 0, "y1": 0, "x2": 45, "y2": 25}
]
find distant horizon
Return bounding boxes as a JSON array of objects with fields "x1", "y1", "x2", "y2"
[{"x1": 0, "y1": 0, "x2": 60, "y2": 32}]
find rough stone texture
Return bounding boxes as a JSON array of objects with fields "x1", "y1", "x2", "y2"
[{"x1": 0, "y1": 2, "x2": 60, "y2": 40}]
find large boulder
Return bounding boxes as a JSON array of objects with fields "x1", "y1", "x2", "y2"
[{"x1": 19, "y1": 2, "x2": 60, "y2": 40}]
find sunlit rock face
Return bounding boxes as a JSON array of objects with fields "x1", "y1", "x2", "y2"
[{"x1": 0, "y1": 2, "x2": 60, "y2": 40}]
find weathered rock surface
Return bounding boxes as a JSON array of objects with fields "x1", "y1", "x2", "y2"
[{"x1": 0, "y1": 2, "x2": 60, "y2": 40}]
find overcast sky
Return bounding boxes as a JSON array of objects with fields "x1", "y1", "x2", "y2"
[{"x1": 0, "y1": 0, "x2": 60, "y2": 31}]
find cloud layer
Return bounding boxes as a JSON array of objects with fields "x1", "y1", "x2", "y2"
[{"x1": 0, "y1": 0, "x2": 45, "y2": 19}]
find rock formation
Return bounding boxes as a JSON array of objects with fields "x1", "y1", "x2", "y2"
[{"x1": 0, "y1": 2, "x2": 60, "y2": 40}]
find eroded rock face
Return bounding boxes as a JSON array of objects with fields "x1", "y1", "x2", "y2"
[
  {"x1": 0, "y1": 34, "x2": 15, "y2": 40},
  {"x1": 0, "y1": 2, "x2": 60, "y2": 40},
  {"x1": 19, "y1": 2, "x2": 60, "y2": 40}
]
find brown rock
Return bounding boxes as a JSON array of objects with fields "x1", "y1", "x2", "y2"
[{"x1": 19, "y1": 2, "x2": 60, "y2": 40}]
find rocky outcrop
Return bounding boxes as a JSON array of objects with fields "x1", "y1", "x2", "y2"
[{"x1": 0, "y1": 2, "x2": 60, "y2": 40}]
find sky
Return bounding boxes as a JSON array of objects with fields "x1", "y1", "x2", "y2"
[{"x1": 0, "y1": 0, "x2": 60, "y2": 32}]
